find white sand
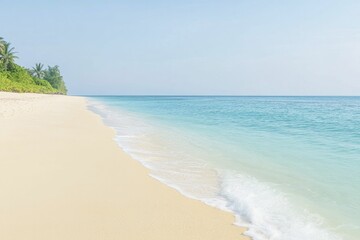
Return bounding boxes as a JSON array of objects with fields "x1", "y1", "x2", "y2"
[{"x1": 0, "y1": 92, "x2": 249, "y2": 240}]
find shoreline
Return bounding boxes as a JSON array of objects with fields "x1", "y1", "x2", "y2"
[{"x1": 0, "y1": 92, "x2": 249, "y2": 240}]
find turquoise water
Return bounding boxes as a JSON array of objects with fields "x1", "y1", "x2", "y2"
[{"x1": 88, "y1": 96, "x2": 360, "y2": 240}]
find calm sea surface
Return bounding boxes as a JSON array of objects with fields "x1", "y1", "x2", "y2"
[{"x1": 88, "y1": 96, "x2": 360, "y2": 240}]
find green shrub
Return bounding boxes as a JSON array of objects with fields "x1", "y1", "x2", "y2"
[
  {"x1": 43, "y1": 65, "x2": 67, "y2": 94},
  {"x1": 0, "y1": 70, "x2": 58, "y2": 94},
  {"x1": 7, "y1": 64, "x2": 35, "y2": 85}
]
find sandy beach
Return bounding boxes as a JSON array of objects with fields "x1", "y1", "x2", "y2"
[{"x1": 0, "y1": 92, "x2": 248, "y2": 240}]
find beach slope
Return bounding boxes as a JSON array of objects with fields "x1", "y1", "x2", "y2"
[{"x1": 0, "y1": 92, "x2": 248, "y2": 240}]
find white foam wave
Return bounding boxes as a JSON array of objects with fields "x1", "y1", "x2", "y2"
[
  {"x1": 87, "y1": 98, "x2": 343, "y2": 240},
  {"x1": 217, "y1": 171, "x2": 341, "y2": 240}
]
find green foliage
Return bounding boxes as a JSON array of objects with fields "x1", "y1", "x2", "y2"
[
  {"x1": 31, "y1": 63, "x2": 45, "y2": 79},
  {"x1": 34, "y1": 77, "x2": 53, "y2": 88},
  {"x1": 0, "y1": 71, "x2": 57, "y2": 93},
  {"x1": 43, "y1": 65, "x2": 67, "y2": 94},
  {"x1": 0, "y1": 36, "x2": 67, "y2": 94},
  {"x1": 0, "y1": 42, "x2": 18, "y2": 71},
  {"x1": 0, "y1": 37, "x2": 5, "y2": 53},
  {"x1": 7, "y1": 64, "x2": 35, "y2": 84}
]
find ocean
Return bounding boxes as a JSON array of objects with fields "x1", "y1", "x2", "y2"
[{"x1": 88, "y1": 96, "x2": 360, "y2": 240}]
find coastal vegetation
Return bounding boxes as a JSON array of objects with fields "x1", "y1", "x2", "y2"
[{"x1": 0, "y1": 37, "x2": 67, "y2": 94}]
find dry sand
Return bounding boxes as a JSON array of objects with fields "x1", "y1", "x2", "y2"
[{"x1": 0, "y1": 92, "x2": 249, "y2": 240}]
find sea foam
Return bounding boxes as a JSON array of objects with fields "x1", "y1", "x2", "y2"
[{"x1": 87, "y1": 97, "x2": 353, "y2": 240}]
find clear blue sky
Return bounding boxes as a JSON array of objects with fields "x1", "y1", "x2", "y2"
[{"x1": 1, "y1": 0, "x2": 360, "y2": 95}]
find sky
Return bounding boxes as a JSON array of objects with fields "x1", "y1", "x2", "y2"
[{"x1": 1, "y1": 0, "x2": 360, "y2": 95}]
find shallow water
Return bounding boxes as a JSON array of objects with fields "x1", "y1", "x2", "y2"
[{"x1": 88, "y1": 96, "x2": 360, "y2": 240}]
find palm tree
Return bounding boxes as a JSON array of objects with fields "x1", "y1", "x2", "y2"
[
  {"x1": 0, "y1": 42, "x2": 18, "y2": 71},
  {"x1": 0, "y1": 37, "x2": 5, "y2": 52},
  {"x1": 32, "y1": 63, "x2": 45, "y2": 79}
]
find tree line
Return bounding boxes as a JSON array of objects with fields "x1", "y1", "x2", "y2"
[{"x1": 0, "y1": 37, "x2": 67, "y2": 94}]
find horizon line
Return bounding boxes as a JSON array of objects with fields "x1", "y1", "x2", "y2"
[{"x1": 75, "y1": 94, "x2": 360, "y2": 97}]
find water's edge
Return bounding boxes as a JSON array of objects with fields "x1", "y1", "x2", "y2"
[
  {"x1": 85, "y1": 99, "x2": 253, "y2": 239},
  {"x1": 86, "y1": 96, "x2": 352, "y2": 240}
]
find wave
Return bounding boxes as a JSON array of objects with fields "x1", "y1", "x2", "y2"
[
  {"x1": 217, "y1": 171, "x2": 341, "y2": 240},
  {"x1": 87, "y1": 98, "x2": 342, "y2": 240}
]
